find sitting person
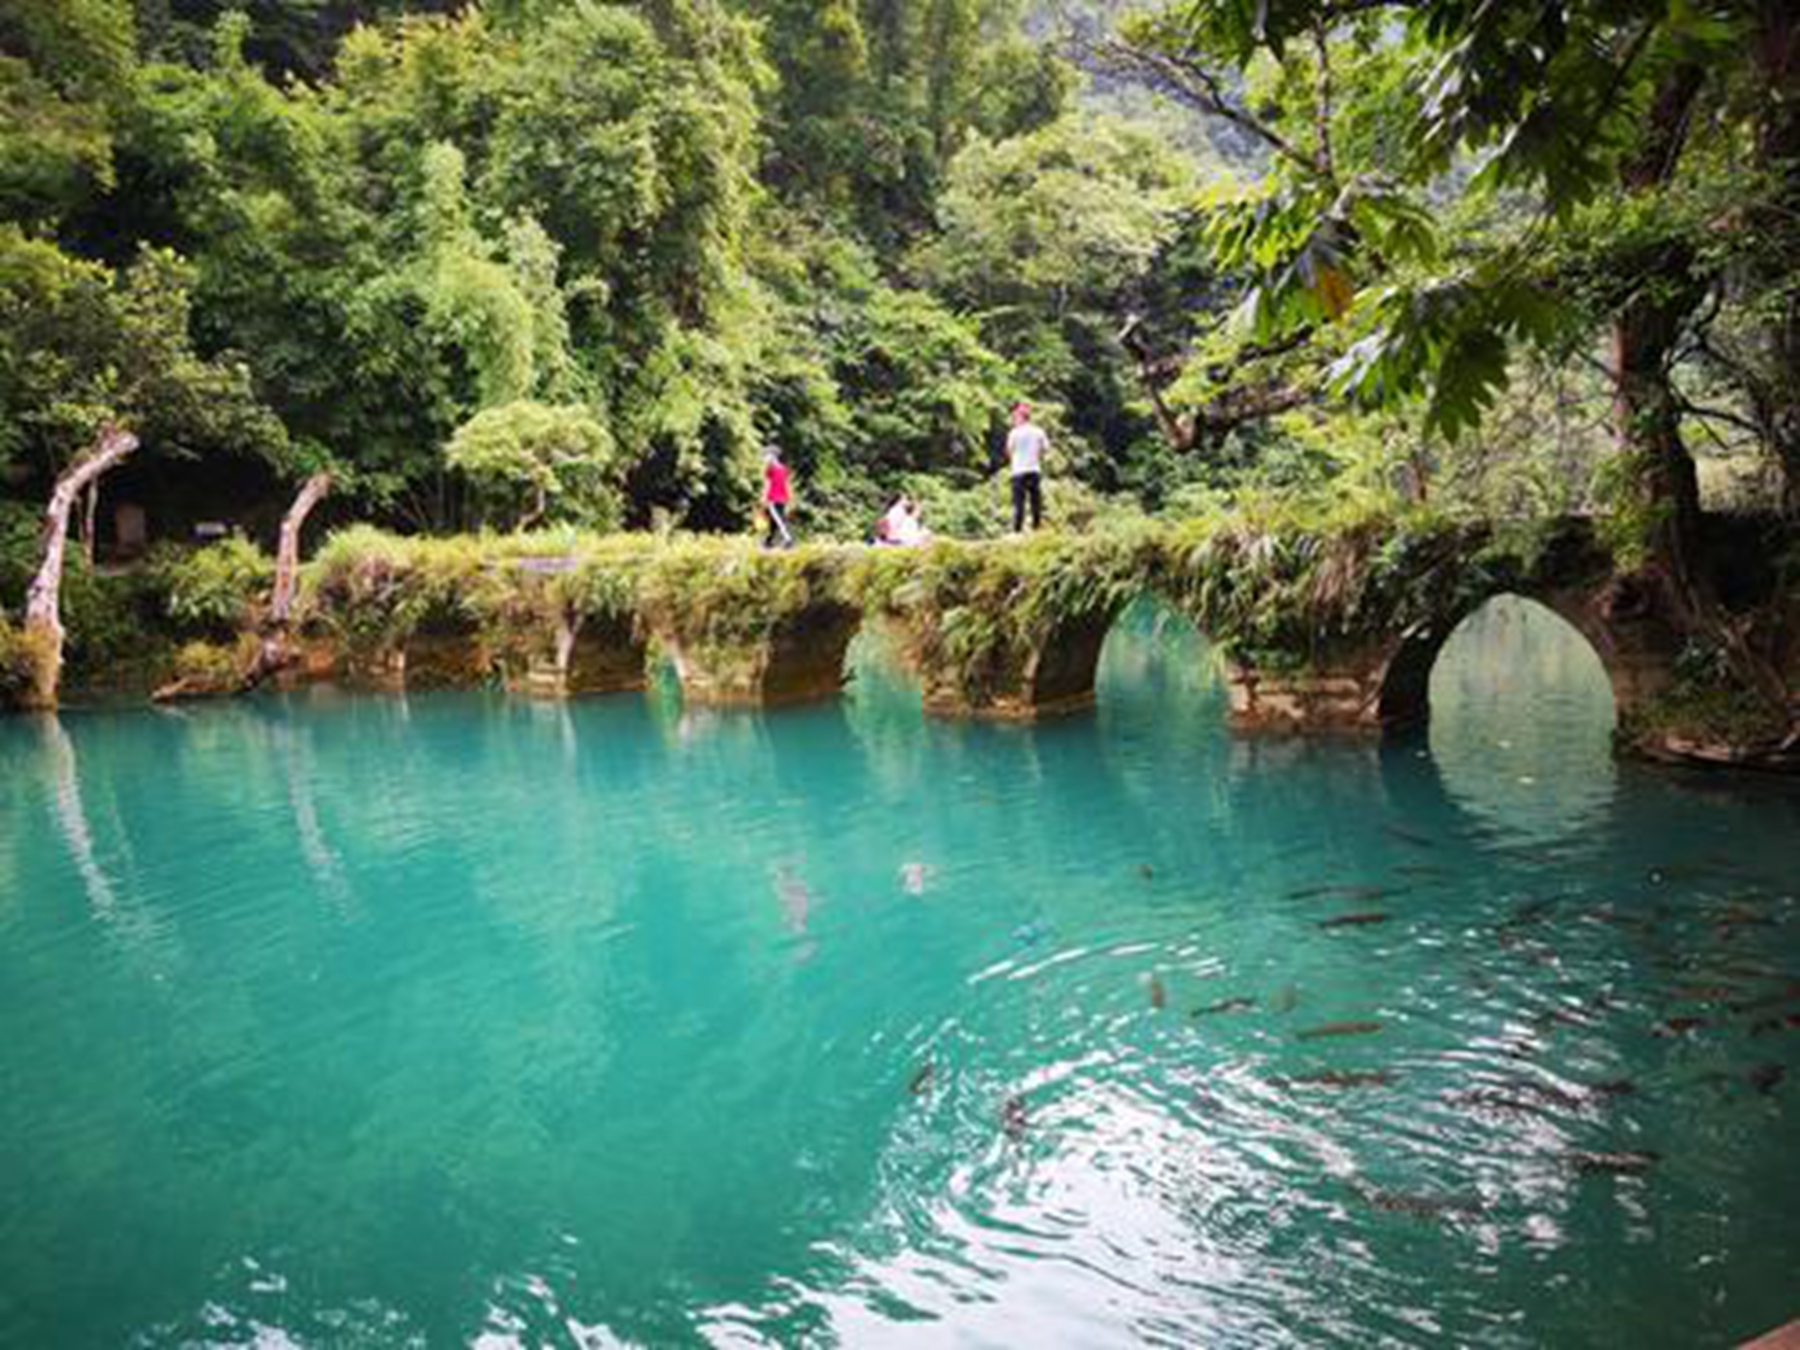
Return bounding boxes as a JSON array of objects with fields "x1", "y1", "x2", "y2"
[{"x1": 879, "y1": 495, "x2": 930, "y2": 547}]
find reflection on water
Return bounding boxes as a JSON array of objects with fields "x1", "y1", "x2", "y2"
[
  {"x1": 1430, "y1": 595, "x2": 1617, "y2": 843},
  {"x1": 0, "y1": 602, "x2": 1796, "y2": 1348}
]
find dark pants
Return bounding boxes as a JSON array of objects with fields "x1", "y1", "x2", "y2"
[
  {"x1": 1011, "y1": 472, "x2": 1042, "y2": 532},
  {"x1": 764, "y1": 501, "x2": 793, "y2": 548}
]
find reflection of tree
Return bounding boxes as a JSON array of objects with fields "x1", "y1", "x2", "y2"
[
  {"x1": 38, "y1": 715, "x2": 177, "y2": 971},
  {"x1": 268, "y1": 713, "x2": 353, "y2": 914},
  {"x1": 43, "y1": 715, "x2": 117, "y2": 915}
]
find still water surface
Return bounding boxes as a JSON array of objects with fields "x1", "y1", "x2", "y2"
[{"x1": 1, "y1": 598, "x2": 1797, "y2": 1348}]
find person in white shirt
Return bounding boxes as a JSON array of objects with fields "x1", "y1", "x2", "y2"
[
  {"x1": 1005, "y1": 402, "x2": 1047, "y2": 533},
  {"x1": 879, "y1": 495, "x2": 929, "y2": 546}
]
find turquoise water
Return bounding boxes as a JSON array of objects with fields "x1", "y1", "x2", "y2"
[{"x1": 1, "y1": 598, "x2": 1797, "y2": 1348}]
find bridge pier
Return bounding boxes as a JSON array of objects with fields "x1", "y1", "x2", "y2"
[
  {"x1": 658, "y1": 601, "x2": 860, "y2": 707},
  {"x1": 502, "y1": 614, "x2": 646, "y2": 699},
  {"x1": 902, "y1": 611, "x2": 1118, "y2": 719},
  {"x1": 401, "y1": 627, "x2": 488, "y2": 690},
  {"x1": 1225, "y1": 646, "x2": 1391, "y2": 732}
]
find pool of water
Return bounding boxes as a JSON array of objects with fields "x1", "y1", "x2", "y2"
[{"x1": 1, "y1": 599, "x2": 1796, "y2": 1348}]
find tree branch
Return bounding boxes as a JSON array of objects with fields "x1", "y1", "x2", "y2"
[
  {"x1": 1077, "y1": 35, "x2": 1321, "y2": 175},
  {"x1": 1312, "y1": 19, "x2": 1336, "y2": 180}
]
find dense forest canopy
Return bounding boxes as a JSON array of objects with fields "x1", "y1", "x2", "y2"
[{"x1": 0, "y1": 0, "x2": 1795, "y2": 552}]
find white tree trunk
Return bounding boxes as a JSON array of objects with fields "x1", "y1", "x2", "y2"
[
  {"x1": 246, "y1": 471, "x2": 332, "y2": 689},
  {"x1": 23, "y1": 427, "x2": 140, "y2": 708},
  {"x1": 270, "y1": 472, "x2": 331, "y2": 628}
]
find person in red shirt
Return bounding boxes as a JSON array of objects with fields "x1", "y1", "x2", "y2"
[{"x1": 762, "y1": 448, "x2": 794, "y2": 549}]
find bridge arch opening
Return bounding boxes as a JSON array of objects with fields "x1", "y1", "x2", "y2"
[
  {"x1": 1410, "y1": 593, "x2": 1619, "y2": 837},
  {"x1": 1380, "y1": 593, "x2": 1617, "y2": 734},
  {"x1": 1095, "y1": 595, "x2": 1223, "y2": 720}
]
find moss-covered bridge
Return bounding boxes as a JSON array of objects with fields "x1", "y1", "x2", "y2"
[{"x1": 267, "y1": 513, "x2": 1797, "y2": 765}]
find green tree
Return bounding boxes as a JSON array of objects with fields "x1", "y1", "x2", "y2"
[{"x1": 445, "y1": 400, "x2": 619, "y2": 529}]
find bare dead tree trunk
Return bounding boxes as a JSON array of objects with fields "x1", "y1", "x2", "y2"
[
  {"x1": 250, "y1": 472, "x2": 331, "y2": 686},
  {"x1": 22, "y1": 426, "x2": 140, "y2": 709}
]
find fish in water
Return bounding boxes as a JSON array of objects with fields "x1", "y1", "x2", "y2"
[
  {"x1": 1191, "y1": 996, "x2": 1256, "y2": 1018},
  {"x1": 1190, "y1": 1086, "x2": 1227, "y2": 1115},
  {"x1": 1727, "y1": 982, "x2": 1800, "y2": 1014},
  {"x1": 1359, "y1": 1187, "x2": 1485, "y2": 1219},
  {"x1": 1273, "y1": 984, "x2": 1300, "y2": 1014},
  {"x1": 1137, "y1": 863, "x2": 1156, "y2": 881},
  {"x1": 1286, "y1": 1070, "x2": 1395, "y2": 1089},
  {"x1": 908, "y1": 1061, "x2": 935, "y2": 1097},
  {"x1": 1298, "y1": 1020, "x2": 1384, "y2": 1040},
  {"x1": 1671, "y1": 983, "x2": 1742, "y2": 1004},
  {"x1": 1394, "y1": 863, "x2": 1452, "y2": 879},
  {"x1": 1534, "y1": 1006, "x2": 1598, "y2": 1032},
  {"x1": 1287, "y1": 883, "x2": 1395, "y2": 902},
  {"x1": 1584, "y1": 1078, "x2": 1637, "y2": 1098},
  {"x1": 1147, "y1": 974, "x2": 1168, "y2": 1011},
  {"x1": 1001, "y1": 1094, "x2": 1029, "y2": 1141},
  {"x1": 1750, "y1": 1016, "x2": 1786, "y2": 1037},
  {"x1": 1504, "y1": 1078, "x2": 1585, "y2": 1111},
  {"x1": 1382, "y1": 824, "x2": 1437, "y2": 849},
  {"x1": 1501, "y1": 899, "x2": 1559, "y2": 929},
  {"x1": 1749, "y1": 1063, "x2": 1786, "y2": 1095},
  {"x1": 1320, "y1": 912, "x2": 1391, "y2": 929},
  {"x1": 1454, "y1": 1090, "x2": 1553, "y2": 1118},
  {"x1": 1653, "y1": 1015, "x2": 1707, "y2": 1037},
  {"x1": 1571, "y1": 1149, "x2": 1660, "y2": 1176}
]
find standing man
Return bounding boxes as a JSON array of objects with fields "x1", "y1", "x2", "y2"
[
  {"x1": 762, "y1": 447, "x2": 794, "y2": 549},
  {"x1": 1006, "y1": 402, "x2": 1047, "y2": 533}
]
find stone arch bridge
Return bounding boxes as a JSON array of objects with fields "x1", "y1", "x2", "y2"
[{"x1": 296, "y1": 515, "x2": 1797, "y2": 758}]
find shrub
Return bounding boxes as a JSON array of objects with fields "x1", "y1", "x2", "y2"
[
  {"x1": 151, "y1": 537, "x2": 274, "y2": 636},
  {"x1": 164, "y1": 637, "x2": 256, "y2": 694},
  {"x1": 0, "y1": 609, "x2": 52, "y2": 707}
]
